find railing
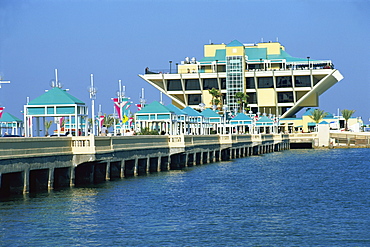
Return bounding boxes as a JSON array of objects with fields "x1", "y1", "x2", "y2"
[
  {"x1": 0, "y1": 137, "x2": 72, "y2": 159},
  {"x1": 71, "y1": 136, "x2": 95, "y2": 154},
  {"x1": 144, "y1": 62, "x2": 334, "y2": 75},
  {"x1": 0, "y1": 134, "x2": 291, "y2": 160},
  {"x1": 330, "y1": 132, "x2": 370, "y2": 147}
]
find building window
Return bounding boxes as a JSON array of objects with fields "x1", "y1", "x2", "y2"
[
  {"x1": 220, "y1": 78, "x2": 227, "y2": 89},
  {"x1": 167, "y1": 79, "x2": 182, "y2": 91},
  {"x1": 247, "y1": 92, "x2": 257, "y2": 104},
  {"x1": 188, "y1": 94, "x2": 201, "y2": 105},
  {"x1": 257, "y1": 77, "x2": 273, "y2": 88},
  {"x1": 276, "y1": 76, "x2": 292, "y2": 88},
  {"x1": 278, "y1": 92, "x2": 294, "y2": 103},
  {"x1": 185, "y1": 79, "x2": 200, "y2": 90},
  {"x1": 246, "y1": 77, "x2": 255, "y2": 89},
  {"x1": 295, "y1": 76, "x2": 311, "y2": 87},
  {"x1": 203, "y1": 78, "x2": 218, "y2": 90}
]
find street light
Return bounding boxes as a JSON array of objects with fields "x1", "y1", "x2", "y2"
[
  {"x1": 89, "y1": 74, "x2": 97, "y2": 135},
  {"x1": 222, "y1": 104, "x2": 228, "y2": 134},
  {"x1": 169, "y1": 60, "x2": 172, "y2": 73},
  {"x1": 307, "y1": 56, "x2": 310, "y2": 69}
]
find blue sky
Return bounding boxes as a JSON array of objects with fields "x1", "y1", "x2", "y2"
[{"x1": 1, "y1": 0, "x2": 369, "y2": 121}]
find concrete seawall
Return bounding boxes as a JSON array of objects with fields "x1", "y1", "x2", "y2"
[{"x1": 0, "y1": 134, "x2": 290, "y2": 197}]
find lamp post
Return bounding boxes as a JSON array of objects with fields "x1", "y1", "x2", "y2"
[
  {"x1": 0, "y1": 77, "x2": 10, "y2": 108},
  {"x1": 223, "y1": 104, "x2": 228, "y2": 134},
  {"x1": 89, "y1": 74, "x2": 97, "y2": 135},
  {"x1": 175, "y1": 63, "x2": 178, "y2": 73},
  {"x1": 169, "y1": 60, "x2": 172, "y2": 74},
  {"x1": 307, "y1": 56, "x2": 310, "y2": 69}
]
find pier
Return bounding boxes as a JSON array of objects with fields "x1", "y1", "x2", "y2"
[
  {"x1": 2, "y1": 131, "x2": 368, "y2": 196},
  {"x1": 0, "y1": 134, "x2": 289, "y2": 196}
]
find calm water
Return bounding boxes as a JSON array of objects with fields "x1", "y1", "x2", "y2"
[{"x1": 1, "y1": 149, "x2": 369, "y2": 246}]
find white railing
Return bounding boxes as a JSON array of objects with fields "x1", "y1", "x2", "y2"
[{"x1": 71, "y1": 135, "x2": 95, "y2": 154}]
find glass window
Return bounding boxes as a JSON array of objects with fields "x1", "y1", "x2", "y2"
[
  {"x1": 167, "y1": 79, "x2": 182, "y2": 91},
  {"x1": 257, "y1": 77, "x2": 273, "y2": 88},
  {"x1": 247, "y1": 93, "x2": 257, "y2": 104},
  {"x1": 294, "y1": 76, "x2": 311, "y2": 87},
  {"x1": 278, "y1": 92, "x2": 294, "y2": 103},
  {"x1": 246, "y1": 77, "x2": 255, "y2": 89},
  {"x1": 220, "y1": 78, "x2": 226, "y2": 89},
  {"x1": 188, "y1": 94, "x2": 201, "y2": 105},
  {"x1": 203, "y1": 78, "x2": 218, "y2": 90},
  {"x1": 276, "y1": 76, "x2": 292, "y2": 88},
  {"x1": 185, "y1": 79, "x2": 200, "y2": 90}
]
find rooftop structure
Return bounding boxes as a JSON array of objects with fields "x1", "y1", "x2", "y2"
[{"x1": 139, "y1": 40, "x2": 343, "y2": 118}]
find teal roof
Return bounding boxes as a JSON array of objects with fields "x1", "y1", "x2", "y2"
[
  {"x1": 226, "y1": 40, "x2": 244, "y2": 47},
  {"x1": 257, "y1": 116, "x2": 274, "y2": 122},
  {"x1": 136, "y1": 101, "x2": 174, "y2": 114},
  {"x1": 256, "y1": 116, "x2": 274, "y2": 126},
  {"x1": 28, "y1": 87, "x2": 85, "y2": 105},
  {"x1": 0, "y1": 112, "x2": 22, "y2": 123},
  {"x1": 201, "y1": 108, "x2": 221, "y2": 118},
  {"x1": 199, "y1": 49, "x2": 226, "y2": 63},
  {"x1": 230, "y1": 113, "x2": 253, "y2": 121},
  {"x1": 245, "y1": 47, "x2": 267, "y2": 60},
  {"x1": 182, "y1": 106, "x2": 202, "y2": 117},
  {"x1": 166, "y1": 104, "x2": 188, "y2": 116}
]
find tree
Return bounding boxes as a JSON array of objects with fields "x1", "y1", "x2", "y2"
[
  {"x1": 44, "y1": 120, "x2": 53, "y2": 136},
  {"x1": 208, "y1": 88, "x2": 222, "y2": 109},
  {"x1": 102, "y1": 114, "x2": 115, "y2": 128},
  {"x1": 341, "y1": 109, "x2": 355, "y2": 131},
  {"x1": 308, "y1": 109, "x2": 328, "y2": 131},
  {"x1": 234, "y1": 92, "x2": 248, "y2": 113}
]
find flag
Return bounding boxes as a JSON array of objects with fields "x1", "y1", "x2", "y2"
[
  {"x1": 113, "y1": 98, "x2": 121, "y2": 119},
  {"x1": 122, "y1": 115, "x2": 129, "y2": 123},
  {"x1": 59, "y1": 117, "x2": 64, "y2": 127},
  {"x1": 98, "y1": 115, "x2": 104, "y2": 128},
  {"x1": 136, "y1": 104, "x2": 142, "y2": 111},
  {"x1": 129, "y1": 117, "x2": 133, "y2": 126},
  {"x1": 0, "y1": 107, "x2": 4, "y2": 119}
]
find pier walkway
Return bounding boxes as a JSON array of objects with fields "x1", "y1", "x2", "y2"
[
  {"x1": 0, "y1": 134, "x2": 289, "y2": 196},
  {"x1": 2, "y1": 131, "x2": 367, "y2": 196}
]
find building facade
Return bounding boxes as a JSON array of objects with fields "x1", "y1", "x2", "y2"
[{"x1": 139, "y1": 40, "x2": 343, "y2": 118}]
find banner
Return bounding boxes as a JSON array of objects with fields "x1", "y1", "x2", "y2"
[{"x1": 0, "y1": 107, "x2": 4, "y2": 119}]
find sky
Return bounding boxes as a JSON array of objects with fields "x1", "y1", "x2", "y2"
[{"x1": 0, "y1": 0, "x2": 369, "y2": 122}]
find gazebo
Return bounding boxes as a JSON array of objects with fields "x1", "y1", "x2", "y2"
[
  {"x1": 229, "y1": 113, "x2": 253, "y2": 134},
  {"x1": 0, "y1": 112, "x2": 23, "y2": 136},
  {"x1": 135, "y1": 101, "x2": 177, "y2": 135},
  {"x1": 255, "y1": 115, "x2": 276, "y2": 134},
  {"x1": 24, "y1": 87, "x2": 88, "y2": 137},
  {"x1": 182, "y1": 106, "x2": 208, "y2": 135},
  {"x1": 166, "y1": 104, "x2": 188, "y2": 135},
  {"x1": 201, "y1": 108, "x2": 222, "y2": 134}
]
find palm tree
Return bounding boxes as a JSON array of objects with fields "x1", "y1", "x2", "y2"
[
  {"x1": 234, "y1": 92, "x2": 248, "y2": 113},
  {"x1": 341, "y1": 109, "x2": 355, "y2": 131},
  {"x1": 102, "y1": 114, "x2": 115, "y2": 128},
  {"x1": 308, "y1": 109, "x2": 327, "y2": 131},
  {"x1": 44, "y1": 120, "x2": 53, "y2": 136},
  {"x1": 208, "y1": 88, "x2": 222, "y2": 109}
]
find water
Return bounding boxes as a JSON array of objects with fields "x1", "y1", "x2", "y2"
[{"x1": 1, "y1": 148, "x2": 369, "y2": 246}]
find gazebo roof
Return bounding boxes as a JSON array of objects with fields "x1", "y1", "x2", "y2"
[
  {"x1": 28, "y1": 87, "x2": 85, "y2": 105},
  {"x1": 182, "y1": 106, "x2": 202, "y2": 117},
  {"x1": 201, "y1": 108, "x2": 221, "y2": 118},
  {"x1": 256, "y1": 115, "x2": 275, "y2": 126},
  {"x1": 166, "y1": 104, "x2": 188, "y2": 116},
  {"x1": 0, "y1": 112, "x2": 22, "y2": 123},
  {"x1": 136, "y1": 101, "x2": 174, "y2": 114},
  {"x1": 230, "y1": 113, "x2": 253, "y2": 121}
]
